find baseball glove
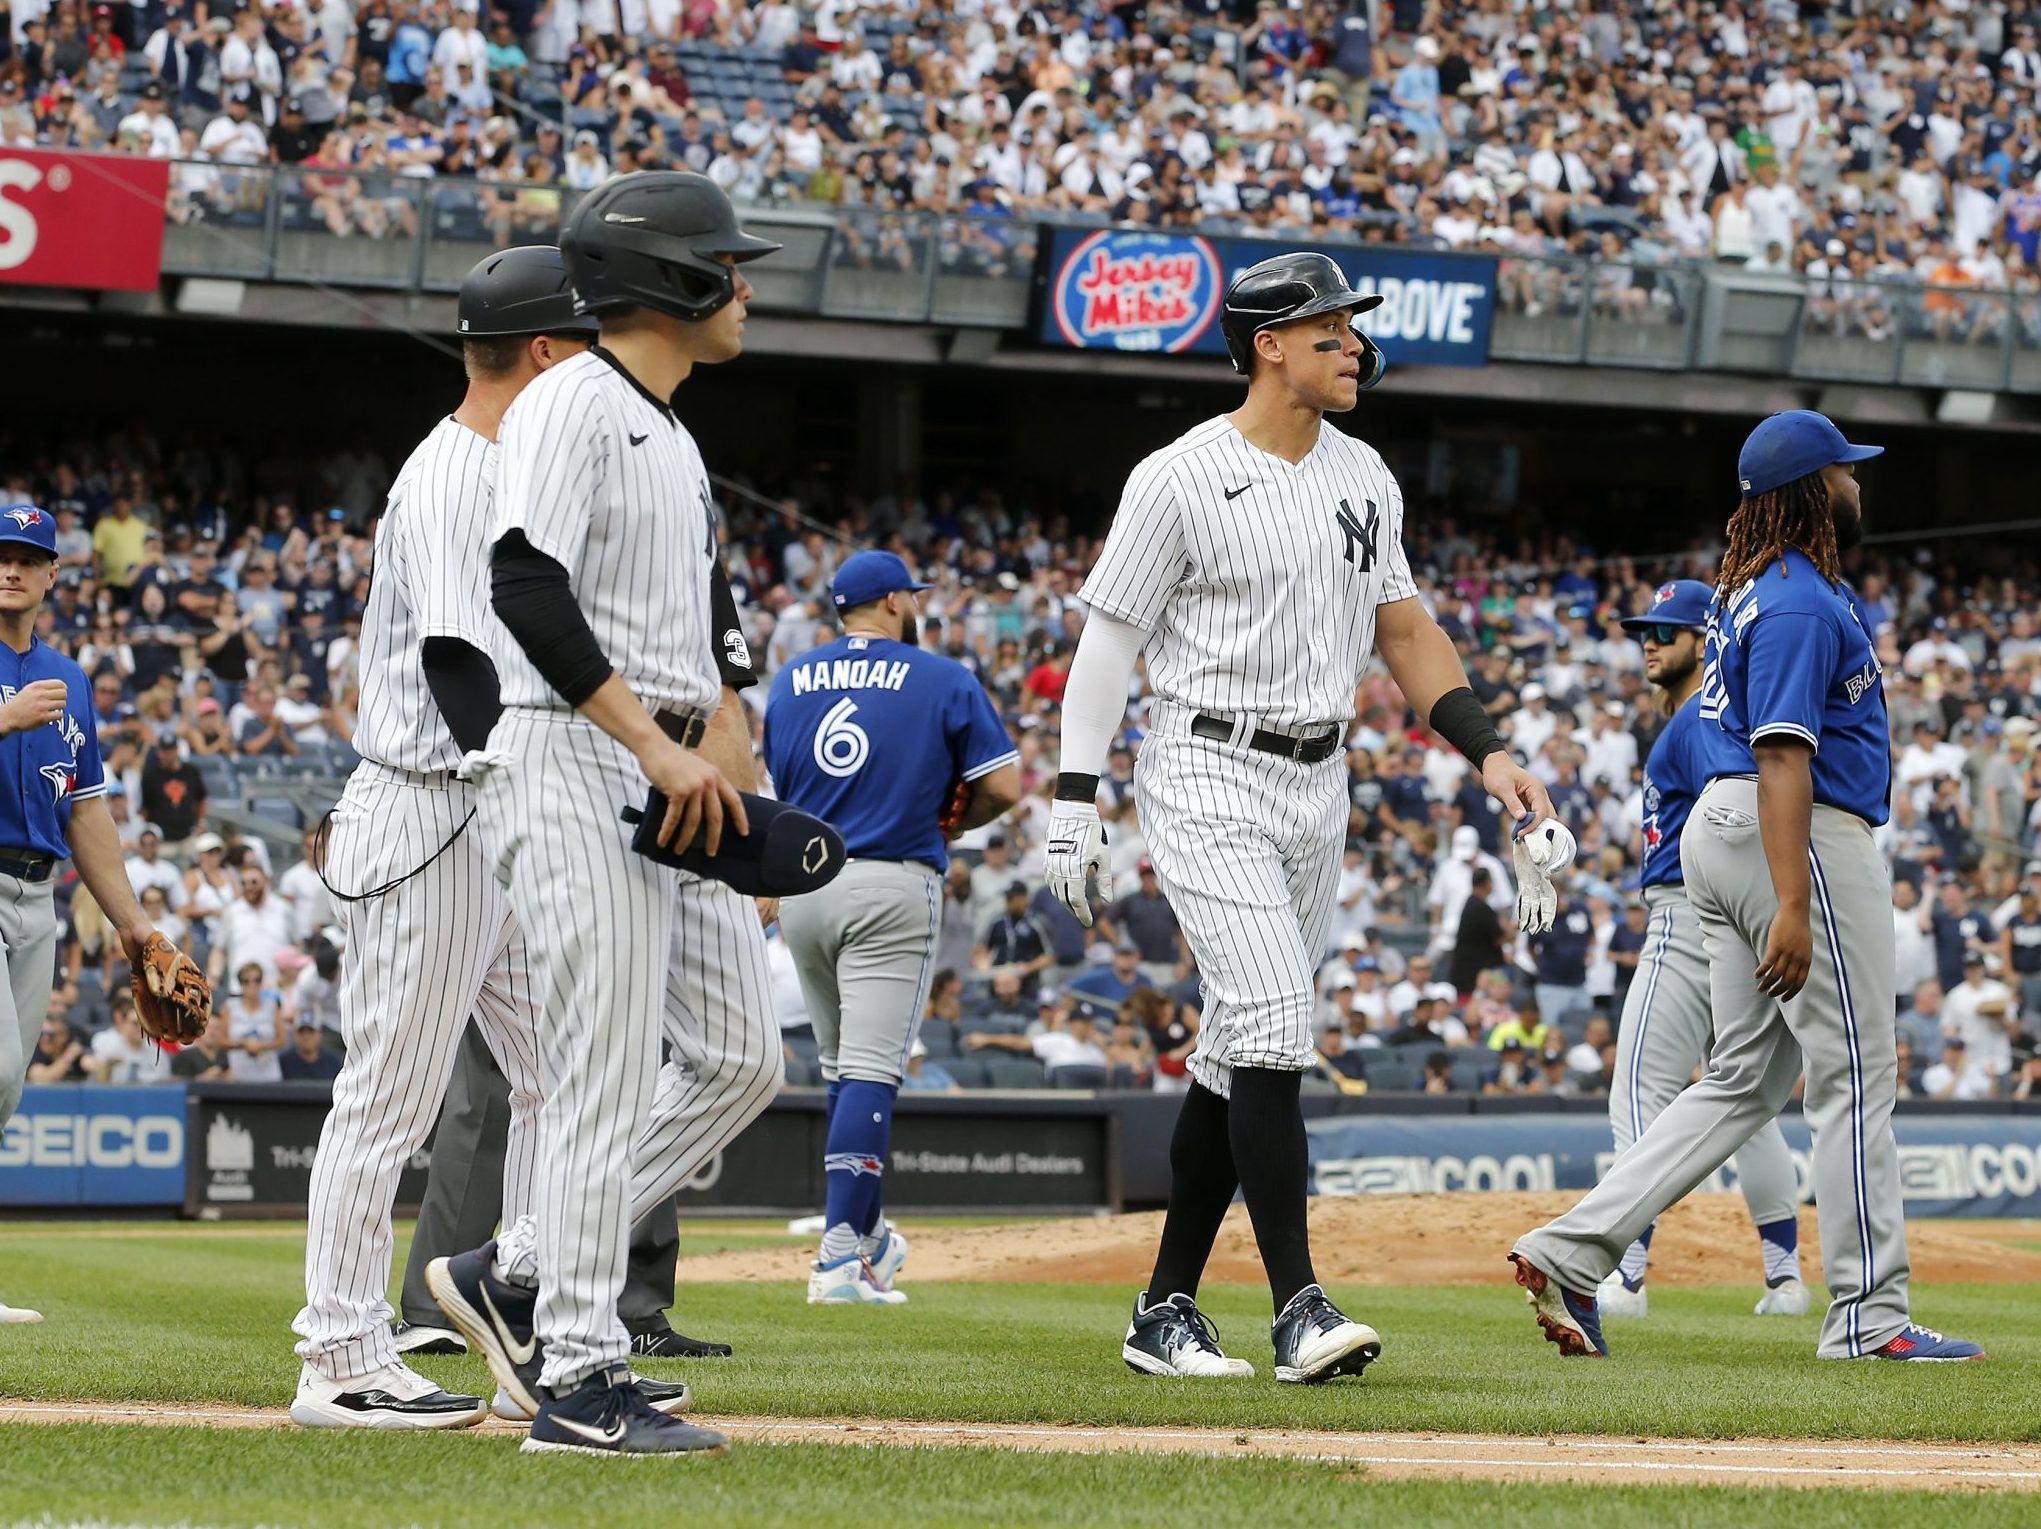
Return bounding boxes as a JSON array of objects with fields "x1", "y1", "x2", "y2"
[
  {"x1": 938, "y1": 777, "x2": 972, "y2": 839},
  {"x1": 131, "y1": 932, "x2": 211, "y2": 1045}
]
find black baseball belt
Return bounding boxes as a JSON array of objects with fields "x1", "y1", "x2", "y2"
[
  {"x1": 655, "y1": 710, "x2": 708, "y2": 749},
  {"x1": 1190, "y1": 712, "x2": 1343, "y2": 764},
  {"x1": 0, "y1": 848, "x2": 55, "y2": 883}
]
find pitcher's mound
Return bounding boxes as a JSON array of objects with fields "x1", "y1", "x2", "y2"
[{"x1": 679, "y1": 1193, "x2": 2041, "y2": 1287}]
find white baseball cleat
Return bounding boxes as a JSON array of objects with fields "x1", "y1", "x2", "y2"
[
  {"x1": 807, "y1": 1253, "x2": 908, "y2": 1305},
  {"x1": 288, "y1": 1361, "x2": 488, "y2": 1430},
  {"x1": 1122, "y1": 1291, "x2": 1255, "y2": 1378},
  {"x1": 0, "y1": 1300, "x2": 43, "y2": 1324},
  {"x1": 1754, "y1": 1277, "x2": 1811, "y2": 1316},
  {"x1": 1596, "y1": 1272, "x2": 1648, "y2": 1319},
  {"x1": 865, "y1": 1223, "x2": 909, "y2": 1293}
]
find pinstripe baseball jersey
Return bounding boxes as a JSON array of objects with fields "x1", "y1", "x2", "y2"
[
  {"x1": 491, "y1": 346, "x2": 721, "y2": 716},
  {"x1": 352, "y1": 417, "x2": 495, "y2": 774},
  {"x1": 1080, "y1": 415, "x2": 1418, "y2": 727}
]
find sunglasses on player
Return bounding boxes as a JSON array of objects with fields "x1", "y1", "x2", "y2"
[{"x1": 1638, "y1": 624, "x2": 1697, "y2": 646}]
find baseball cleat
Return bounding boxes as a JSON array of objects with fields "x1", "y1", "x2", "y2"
[
  {"x1": 1595, "y1": 1272, "x2": 1648, "y2": 1319},
  {"x1": 1122, "y1": 1291, "x2": 1255, "y2": 1378},
  {"x1": 289, "y1": 1361, "x2": 487, "y2": 1430},
  {"x1": 391, "y1": 1321, "x2": 467, "y2": 1355},
  {"x1": 1271, "y1": 1284, "x2": 1381, "y2": 1384},
  {"x1": 1863, "y1": 1324, "x2": 1986, "y2": 1362},
  {"x1": 628, "y1": 1320, "x2": 733, "y2": 1359},
  {"x1": 425, "y1": 1240, "x2": 544, "y2": 1418},
  {"x1": 521, "y1": 1368, "x2": 729, "y2": 1458},
  {"x1": 807, "y1": 1253, "x2": 908, "y2": 1305},
  {"x1": 1754, "y1": 1276, "x2": 1810, "y2": 1317},
  {"x1": 493, "y1": 1372, "x2": 692, "y2": 1423},
  {"x1": 865, "y1": 1222, "x2": 909, "y2": 1293},
  {"x1": 1510, "y1": 1252, "x2": 1608, "y2": 1357},
  {"x1": 0, "y1": 1300, "x2": 42, "y2": 1324}
]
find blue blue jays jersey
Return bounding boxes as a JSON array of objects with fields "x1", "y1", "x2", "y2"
[
  {"x1": 1638, "y1": 697, "x2": 1708, "y2": 888},
  {"x1": 0, "y1": 640, "x2": 106, "y2": 859},
  {"x1": 764, "y1": 636, "x2": 1018, "y2": 873},
  {"x1": 1696, "y1": 549, "x2": 1890, "y2": 826}
]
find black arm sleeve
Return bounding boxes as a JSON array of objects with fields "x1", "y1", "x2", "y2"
[
  {"x1": 489, "y1": 530, "x2": 614, "y2": 708},
  {"x1": 420, "y1": 636, "x2": 502, "y2": 755},
  {"x1": 709, "y1": 557, "x2": 756, "y2": 692},
  {"x1": 1428, "y1": 685, "x2": 1507, "y2": 769}
]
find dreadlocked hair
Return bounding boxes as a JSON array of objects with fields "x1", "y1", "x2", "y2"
[{"x1": 1716, "y1": 469, "x2": 1841, "y2": 596}]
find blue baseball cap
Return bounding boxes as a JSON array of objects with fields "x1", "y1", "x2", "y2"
[
  {"x1": 1737, "y1": 410, "x2": 1882, "y2": 497},
  {"x1": 831, "y1": 550, "x2": 933, "y2": 610},
  {"x1": 1620, "y1": 578, "x2": 1713, "y2": 632},
  {"x1": 0, "y1": 503, "x2": 58, "y2": 558}
]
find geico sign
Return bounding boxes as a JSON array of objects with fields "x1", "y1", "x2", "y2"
[
  {"x1": 0, "y1": 159, "x2": 45, "y2": 272},
  {"x1": 0, "y1": 1112, "x2": 184, "y2": 1169}
]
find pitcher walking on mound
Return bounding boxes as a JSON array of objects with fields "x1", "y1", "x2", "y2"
[{"x1": 1045, "y1": 253, "x2": 1570, "y2": 1383}]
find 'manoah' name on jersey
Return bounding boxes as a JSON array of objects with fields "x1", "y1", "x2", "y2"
[{"x1": 787, "y1": 657, "x2": 913, "y2": 696}]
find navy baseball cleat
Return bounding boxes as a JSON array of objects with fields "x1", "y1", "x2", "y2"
[
  {"x1": 521, "y1": 1368, "x2": 729, "y2": 1458},
  {"x1": 1864, "y1": 1324, "x2": 1986, "y2": 1362},
  {"x1": 628, "y1": 1319, "x2": 734, "y2": 1360},
  {"x1": 424, "y1": 1240, "x2": 544, "y2": 1417},
  {"x1": 1510, "y1": 1252, "x2": 1608, "y2": 1357},
  {"x1": 1271, "y1": 1284, "x2": 1381, "y2": 1383},
  {"x1": 1122, "y1": 1291, "x2": 1254, "y2": 1378},
  {"x1": 494, "y1": 1371, "x2": 693, "y2": 1423}
]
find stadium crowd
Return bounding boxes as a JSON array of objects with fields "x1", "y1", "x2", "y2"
[
  {"x1": 6, "y1": 423, "x2": 2041, "y2": 1100},
  {"x1": 14, "y1": 0, "x2": 2041, "y2": 326}
]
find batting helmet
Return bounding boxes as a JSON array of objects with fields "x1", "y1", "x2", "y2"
[
  {"x1": 1221, "y1": 251, "x2": 1386, "y2": 387},
  {"x1": 560, "y1": 172, "x2": 781, "y2": 324},
  {"x1": 455, "y1": 245, "x2": 598, "y2": 338}
]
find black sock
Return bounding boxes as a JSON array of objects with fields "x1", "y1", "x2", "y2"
[
  {"x1": 1144, "y1": 1083, "x2": 1238, "y2": 1303},
  {"x1": 1227, "y1": 1067, "x2": 1316, "y2": 1314}
]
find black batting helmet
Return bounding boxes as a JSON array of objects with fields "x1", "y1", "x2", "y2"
[
  {"x1": 560, "y1": 172, "x2": 780, "y2": 324},
  {"x1": 455, "y1": 245, "x2": 598, "y2": 338},
  {"x1": 1221, "y1": 251, "x2": 1386, "y2": 387}
]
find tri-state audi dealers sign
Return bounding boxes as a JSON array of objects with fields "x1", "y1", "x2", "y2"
[{"x1": 0, "y1": 148, "x2": 170, "y2": 293}]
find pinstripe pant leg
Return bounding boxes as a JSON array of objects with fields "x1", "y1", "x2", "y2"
[
  {"x1": 294, "y1": 774, "x2": 499, "y2": 1381},
  {"x1": 483, "y1": 716, "x2": 676, "y2": 1392},
  {"x1": 470, "y1": 910, "x2": 545, "y2": 1237},
  {"x1": 626, "y1": 877, "x2": 784, "y2": 1223}
]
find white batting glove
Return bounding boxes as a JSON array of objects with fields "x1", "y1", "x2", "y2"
[
  {"x1": 1043, "y1": 799, "x2": 1107, "y2": 926},
  {"x1": 1510, "y1": 814, "x2": 1577, "y2": 935}
]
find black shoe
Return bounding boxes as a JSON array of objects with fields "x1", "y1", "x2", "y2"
[
  {"x1": 521, "y1": 1368, "x2": 729, "y2": 1458},
  {"x1": 391, "y1": 1320, "x2": 467, "y2": 1356},
  {"x1": 424, "y1": 1240, "x2": 545, "y2": 1418},
  {"x1": 1271, "y1": 1284, "x2": 1381, "y2": 1384},
  {"x1": 629, "y1": 1320, "x2": 734, "y2": 1359}
]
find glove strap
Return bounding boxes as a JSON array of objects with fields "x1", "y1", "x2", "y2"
[
  {"x1": 1055, "y1": 772, "x2": 1100, "y2": 804},
  {"x1": 1428, "y1": 687, "x2": 1506, "y2": 769}
]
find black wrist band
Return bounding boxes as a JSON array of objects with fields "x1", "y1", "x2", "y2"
[
  {"x1": 1429, "y1": 686, "x2": 1506, "y2": 768},
  {"x1": 1056, "y1": 771, "x2": 1100, "y2": 804}
]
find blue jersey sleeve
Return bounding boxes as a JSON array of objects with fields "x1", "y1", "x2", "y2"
[
  {"x1": 1740, "y1": 610, "x2": 1839, "y2": 752},
  {"x1": 950, "y1": 672, "x2": 1019, "y2": 782}
]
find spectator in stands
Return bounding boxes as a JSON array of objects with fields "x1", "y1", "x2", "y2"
[
  {"x1": 233, "y1": 683, "x2": 298, "y2": 758},
  {"x1": 1565, "y1": 1014, "x2": 1615, "y2": 1078},
  {"x1": 279, "y1": 1019, "x2": 342, "y2": 1082},
  {"x1": 1482, "y1": 1037, "x2": 1533, "y2": 1095},
  {"x1": 27, "y1": 1014, "x2": 88, "y2": 1084},
  {"x1": 1946, "y1": 952, "x2": 2017, "y2": 1083},
  {"x1": 1104, "y1": 1012, "x2": 1155, "y2": 1086},
  {"x1": 972, "y1": 880, "x2": 1055, "y2": 997},
  {"x1": 1095, "y1": 857, "x2": 1179, "y2": 969},
  {"x1": 1896, "y1": 979, "x2": 1948, "y2": 1065},
  {"x1": 139, "y1": 733, "x2": 207, "y2": 849},
  {"x1": 1065, "y1": 939, "x2": 1151, "y2": 1013},
  {"x1": 1448, "y1": 864, "x2": 1509, "y2": 997},
  {"x1": 1527, "y1": 886, "x2": 1594, "y2": 1032},
  {"x1": 124, "y1": 825, "x2": 185, "y2": 910},
  {"x1": 1421, "y1": 1049, "x2": 1455, "y2": 1095},
  {"x1": 211, "y1": 862, "x2": 291, "y2": 984},
  {"x1": 900, "y1": 1037, "x2": 958, "y2": 1094},
  {"x1": 1922, "y1": 1033, "x2": 1993, "y2": 1101},
  {"x1": 1485, "y1": 1007, "x2": 1551, "y2": 1056},
  {"x1": 223, "y1": 959, "x2": 286, "y2": 1082},
  {"x1": 89, "y1": 993, "x2": 172, "y2": 1084},
  {"x1": 1386, "y1": 952, "x2": 1454, "y2": 1020},
  {"x1": 171, "y1": 1012, "x2": 234, "y2": 1082}
]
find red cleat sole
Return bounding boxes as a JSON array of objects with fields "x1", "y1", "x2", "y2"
[{"x1": 1509, "y1": 1254, "x2": 1604, "y2": 1358}]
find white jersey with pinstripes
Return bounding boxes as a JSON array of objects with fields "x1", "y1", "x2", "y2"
[
  {"x1": 1080, "y1": 414, "x2": 1418, "y2": 728},
  {"x1": 491, "y1": 346, "x2": 720, "y2": 716},
  {"x1": 351, "y1": 417, "x2": 494, "y2": 774}
]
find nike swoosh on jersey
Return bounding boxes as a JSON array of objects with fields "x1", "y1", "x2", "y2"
[
  {"x1": 629, "y1": 431, "x2": 649, "y2": 446},
  {"x1": 551, "y1": 1413, "x2": 628, "y2": 1446},
  {"x1": 480, "y1": 1282, "x2": 537, "y2": 1365},
  {"x1": 1223, "y1": 483, "x2": 1251, "y2": 500}
]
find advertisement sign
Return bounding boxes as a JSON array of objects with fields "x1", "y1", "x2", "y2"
[
  {"x1": 0, "y1": 1085, "x2": 187, "y2": 1207},
  {"x1": 0, "y1": 149, "x2": 170, "y2": 293},
  {"x1": 1039, "y1": 227, "x2": 1495, "y2": 368},
  {"x1": 187, "y1": 1086, "x2": 431, "y2": 1215},
  {"x1": 1307, "y1": 1112, "x2": 2041, "y2": 1218}
]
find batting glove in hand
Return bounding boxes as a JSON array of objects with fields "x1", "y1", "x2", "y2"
[
  {"x1": 1044, "y1": 799, "x2": 1107, "y2": 926},
  {"x1": 1510, "y1": 814, "x2": 1578, "y2": 935}
]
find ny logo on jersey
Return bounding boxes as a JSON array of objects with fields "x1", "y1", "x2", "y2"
[{"x1": 1335, "y1": 498, "x2": 1378, "y2": 570}]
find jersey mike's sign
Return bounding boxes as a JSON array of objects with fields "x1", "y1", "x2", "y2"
[
  {"x1": 0, "y1": 148, "x2": 170, "y2": 294},
  {"x1": 1039, "y1": 227, "x2": 1495, "y2": 369}
]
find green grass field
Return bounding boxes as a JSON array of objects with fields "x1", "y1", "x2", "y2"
[{"x1": 2, "y1": 1219, "x2": 2037, "y2": 1526}]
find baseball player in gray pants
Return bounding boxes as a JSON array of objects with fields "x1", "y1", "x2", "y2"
[
  {"x1": 1598, "y1": 579, "x2": 1805, "y2": 1321},
  {"x1": 1511, "y1": 412, "x2": 1984, "y2": 1363}
]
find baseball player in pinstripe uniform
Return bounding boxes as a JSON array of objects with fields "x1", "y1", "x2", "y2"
[
  {"x1": 424, "y1": 174, "x2": 782, "y2": 1458},
  {"x1": 1046, "y1": 253, "x2": 1573, "y2": 1382},
  {"x1": 1511, "y1": 412, "x2": 1984, "y2": 1362},
  {"x1": 1596, "y1": 578, "x2": 1805, "y2": 1321},
  {"x1": 764, "y1": 550, "x2": 1021, "y2": 1305},
  {"x1": 290, "y1": 247, "x2": 590, "y2": 1430}
]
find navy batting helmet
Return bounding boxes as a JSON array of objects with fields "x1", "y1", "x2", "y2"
[
  {"x1": 455, "y1": 245, "x2": 598, "y2": 338},
  {"x1": 560, "y1": 172, "x2": 781, "y2": 323},
  {"x1": 1221, "y1": 251, "x2": 1386, "y2": 387}
]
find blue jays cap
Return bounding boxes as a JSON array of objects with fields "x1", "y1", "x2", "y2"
[
  {"x1": 831, "y1": 550, "x2": 933, "y2": 610},
  {"x1": 1737, "y1": 410, "x2": 1882, "y2": 497},
  {"x1": 1620, "y1": 578, "x2": 1713, "y2": 632},
  {"x1": 0, "y1": 503, "x2": 58, "y2": 558}
]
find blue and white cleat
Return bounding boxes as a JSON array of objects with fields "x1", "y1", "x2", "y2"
[
  {"x1": 522, "y1": 1368, "x2": 728, "y2": 1458},
  {"x1": 1510, "y1": 1252, "x2": 1608, "y2": 1357},
  {"x1": 1595, "y1": 1271, "x2": 1648, "y2": 1319},
  {"x1": 1865, "y1": 1324, "x2": 1986, "y2": 1362},
  {"x1": 865, "y1": 1222, "x2": 909, "y2": 1293},
  {"x1": 1122, "y1": 1291, "x2": 1255, "y2": 1378},
  {"x1": 425, "y1": 1239, "x2": 544, "y2": 1417},
  {"x1": 807, "y1": 1252, "x2": 907, "y2": 1305}
]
